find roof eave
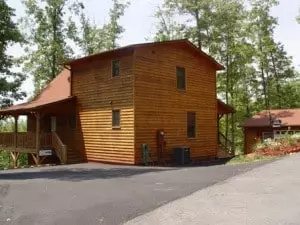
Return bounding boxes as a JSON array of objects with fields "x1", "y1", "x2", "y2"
[{"x1": 0, "y1": 96, "x2": 76, "y2": 116}]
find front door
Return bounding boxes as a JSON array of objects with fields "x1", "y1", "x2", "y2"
[{"x1": 51, "y1": 116, "x2": 57, "y2": 132}]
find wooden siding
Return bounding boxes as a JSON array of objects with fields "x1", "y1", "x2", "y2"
[
  {"x1": 244, "y1": 128, "x2": 258, "y2": 154},
  {"x1": 26, "y1": 102, "x2": 80, "y2": 163},
  {"x1": 133, "y1": 45, "x2": 218, "y2": 163},
  {"x1": 72, "y1": 55, "x2": 135, "y2": 164}
]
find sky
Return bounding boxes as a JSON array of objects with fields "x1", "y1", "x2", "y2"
[{"x1": 7, "y1": 0, "x2": 300, "y2": 100}]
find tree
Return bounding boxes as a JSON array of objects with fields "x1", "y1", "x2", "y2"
[
  {"x1": 0, "y1": 0, "x2": 26, "y2": 108},
  {"x1": 68, "y1": 12, "x2": 107, "y2": 56},
  {"x1": 297, "y1": 8, "x2": 300, "y2": 23},
  {"x1": 162, "y1": 0, "x2": 215, "y2": 50},
  {"x1": 69, "y1": 0, "x2": 129, "y2": 56},
  {"x1": 104, "y1": 0, "x2": 130, "y2": 50},
  {"x1": 153, "y1": 6, "x2": 185, "y2": 42},
  {"x1": 20, "y1": 0, "x2": 84, "y2": 93}
]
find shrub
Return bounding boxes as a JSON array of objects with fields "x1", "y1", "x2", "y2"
[{"x1": 253, "y1": 133, "x2": 300, "y2": 153}]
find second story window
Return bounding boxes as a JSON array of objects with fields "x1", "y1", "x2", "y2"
[
  {"x1": 112, "y1": 60, "x2": 120, "y2": 77},
  {"x1": 176, "y1": 67, "x2": 186, "y2": 90}
]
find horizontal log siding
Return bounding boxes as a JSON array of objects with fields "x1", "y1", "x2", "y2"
[
  {"x1": 134, "y1": 45, "x2": 218, "y2": 163},
  {"x1": 72, "y1": 55, "x2": 135, "y2": 164},
  {"x1": 244, "y1": 128, "x2": 258, "y2": 154}
]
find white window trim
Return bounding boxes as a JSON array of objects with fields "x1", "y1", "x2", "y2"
[{"x1": 273, "y1": 130, "x2": 300, "y2": 140}]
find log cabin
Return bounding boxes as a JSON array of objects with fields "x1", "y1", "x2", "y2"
[
  {"x1": 244, "y1": 109, "x2": 300, "y2": 154},
  {"x1": 0, "y1": 40, "x2": 235, "y2": 166}
]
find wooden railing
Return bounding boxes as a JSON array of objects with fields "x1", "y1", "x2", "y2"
[
  {"x1": 218, "y1": 132, "x2": 234, "y2": 155},
  {"x1": 0, "y1": 132, "x2": 67, "y2": 164},
  {"x1": 0, "y1": 132, "x2": 14, "y2": 148},
  {"x1": 52, "y1": 132, "x2": 67, "y2": 164},
  {"x1": 17, "y1": 132, "x2": 36, "y2": 149},
  {"x1": 41, "y1": 132, "x2": 52, "y2": 148}
]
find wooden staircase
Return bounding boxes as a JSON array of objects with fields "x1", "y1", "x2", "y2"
[{"x1": 218, "y1": 132, "x2": 235, "y2": 159}]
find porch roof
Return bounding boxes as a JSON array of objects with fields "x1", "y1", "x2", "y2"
[
  {"x1": 217, "y1": 99, "x2": 235, "y2": 115},
  {"x1": 0, "y1": 69, "x2": 74, "y2": 115}
]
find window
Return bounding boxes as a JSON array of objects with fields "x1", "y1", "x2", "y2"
[
  {"x1": 112, "y1": 109, "x2": 120, "y2": 127},
  {"x1": 273, "y1": 130, "x2": 300, "y2": 139},
  {"x1": 50, "y1": 116, "x2": 56, "y2": 132},
  {"x1": 262, "y1": 132, "x2": 273, "y2": 140},
  {"x1": 176, "y1": 67, "x2": 186, "y2": 90},
  {"x1": 187, "y1": 112, "x2": 196, "y2": 138},
  {"x1": 112, "y1": 60, "x2": 120, "y2": 77}
]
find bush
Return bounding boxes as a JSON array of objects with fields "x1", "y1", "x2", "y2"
[{"x1": 253, "y1": 133, "x2": 300, "y2": 154}]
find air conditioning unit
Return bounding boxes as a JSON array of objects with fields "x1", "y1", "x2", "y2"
[{"x1": 173, "y1": 146, "x2": 190, "y2": 165}]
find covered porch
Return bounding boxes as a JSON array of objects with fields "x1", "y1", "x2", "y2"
[
  {"x1": 217, "y1": 99, "x2": 236, "y2": 158},
  {"x1": 0, "y1": 97, "x2": 77, "y2": 167}
]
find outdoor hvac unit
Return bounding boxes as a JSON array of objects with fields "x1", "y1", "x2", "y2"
[{"x1": 173, "y1": 146, "x2": 190, "y2": 165}]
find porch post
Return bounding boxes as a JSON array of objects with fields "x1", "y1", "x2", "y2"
[
  {"x1": 13, "y1": 115, "x2": 19, "y2": 168},
  {"x1": 13, "y1": 115, "x2": 18, "y2": 149},
  {"x1": 35, "y1": 112, "x2": 41, "y2": 165}
]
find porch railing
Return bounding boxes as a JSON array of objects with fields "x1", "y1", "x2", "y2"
[
  {"x1": 52, "y1": 132, "x2": 67, "y2": 164},
  {"x1": 0, "y1": 132, "x2": 14, "y2": 148},
  {"x1": 17, "y1": 132, "x2": 36, "y2": 149},
  {"x1": 0, "y1": 132, "x2": 67, "y2": 163}
]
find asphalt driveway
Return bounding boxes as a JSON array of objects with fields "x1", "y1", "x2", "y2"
[
  {"x1": 125, "y1": 153, "x2": 300, "y2": 225},
  {"x1": 0, "y1": 160, "x2": 270, "y2": 225}
]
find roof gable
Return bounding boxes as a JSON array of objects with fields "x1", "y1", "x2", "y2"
[{"x1": 67, "y1": 40, "x2": 224, "y2": 70}]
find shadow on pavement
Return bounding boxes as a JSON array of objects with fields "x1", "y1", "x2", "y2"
[{"x1": 0, "y1": 167, "x2": 175, "y2": 182}]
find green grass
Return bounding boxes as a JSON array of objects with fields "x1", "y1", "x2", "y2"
[{"x1": 226, "y1": 154, "x2": 278, "y2": 165}]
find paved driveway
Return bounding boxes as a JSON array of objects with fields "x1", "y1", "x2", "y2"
[
  {"x1": 0, "y1": 160, "x2": 269, "y2": 225},
  {"x1": 126, "y1": 153, "x2": 300, "y2": 225}
]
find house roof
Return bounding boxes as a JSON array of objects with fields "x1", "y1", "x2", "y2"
[
  {"x1": 67, "y1": 39, "x2": 225, "y2": 70},
  {"x1": 0, "y1": 40, "x2": 226, "y2": 115},
  {"x1": 0, "y1": 69, "x2": 74, "y2": 115},
  {"x1": 244, "y1": 109, "x2": 300, "y2": 127},
  {"x1": 217, "y1": 99, "x2": 235, "y2": 115}
]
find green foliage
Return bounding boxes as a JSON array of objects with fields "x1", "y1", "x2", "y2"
[
  {"x1": 69, "y1": 0, "x2": 129, "y2": 56},
  {"x1": 20, "y1": 0, "x2": 85, "y2": 93},
  {"x1": 104, "y1": 0, "x2": 130, "y2": 50},
  {"x1": 0, "y1": 118, "x2": 28, "y2": 169},
  {"x1": 0, "y1": 0, "x2": 26, "y2": 108},
  {"x1": 254, "y1": 134, "x2": 300, "y2": 152}
]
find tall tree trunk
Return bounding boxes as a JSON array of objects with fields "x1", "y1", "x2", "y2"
[
  {"x1": 194, "y1": 9, "x2": 202, "y2": 49},
  {"x1": 51, "y1": 9, "x2": 57, "y2": 80},
  {"x1": 260, "y1": 66, "x2": 268, "y2": 110},
  {"x1": 271, "y1": 52, "x2": 282, "y2": 108},
  {"x1": 225, "y1": 37, "x2": 230, "y2": 149}
]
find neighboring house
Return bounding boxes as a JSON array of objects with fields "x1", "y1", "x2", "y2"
[
  {"x1": 0, "y1": 40, "x2": 234, "y2": 166},
  {"x1": 244, "y1": 109, "x2": 300, "y2": 154}
]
